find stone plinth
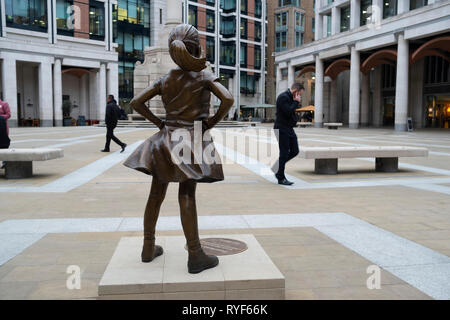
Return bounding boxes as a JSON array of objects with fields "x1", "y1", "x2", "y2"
[{"x1": 98, "y1": 234, "x2": 285, "y2": 300}]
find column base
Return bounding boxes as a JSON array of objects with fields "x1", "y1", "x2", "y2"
[
  {"x1": 315, "y1": 159, "x2": 338, "y2": 174},
  {"x1": 40, "y1": 120, "x2": 54, "y2": 127},
  {"x1": 5, "y1": 161, "x2": 33, "y2": 179},
  {"x1": 314, "y1": 122, "x2": 323, "y2": 128},
  {"x1": 54, "y1": 120, "x2": 63, "y2": 127},
  {"x1": 375, "y1": 157, "x2": 398, "y2": 172},
  {"x1": 395, "y1": 124, "x2": 407, "y2": 132},
  {"x1": 348, "y1": 123, "x2": 359, "y2": 129}
]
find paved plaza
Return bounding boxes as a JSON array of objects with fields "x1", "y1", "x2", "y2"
[{"x1": 0, "y1": 125, "x2": 449, "y2": 300}]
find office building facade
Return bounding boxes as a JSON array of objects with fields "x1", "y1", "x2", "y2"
[
  {"x1": 275, "y1": 0, "x2": 450, "y2": 130},
  {"x1": 0, "y1": 0, "x2": 118, "y2": 127}
]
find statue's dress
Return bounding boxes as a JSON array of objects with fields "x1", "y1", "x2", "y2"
[{"x1": 123, "y1": 68, "x2": 224, "y2": 183}]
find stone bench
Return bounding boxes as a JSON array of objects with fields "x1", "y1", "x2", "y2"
[
  {"x1": 0, "y1": 148, "x2": 64, "y2": 179},
  {"x1": 324, "y1": 122, "x2": 343, "y2": 130},
  {"x1": 298, "y1": 122, "x2": 313, "y2": 128},
  {"x1": 298, "y1": 146, "x2": 428, "y2": 174}
]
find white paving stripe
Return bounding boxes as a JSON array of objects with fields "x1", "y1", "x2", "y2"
[
  {"x1": 0, "y1": 140, "x2": 144, "y2": 193},
  {"x1": 0, "y1": 212, "x2": 448, "y2": 299}
]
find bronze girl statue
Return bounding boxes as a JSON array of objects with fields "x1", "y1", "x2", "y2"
[{"x1": 124, "y1": 24, "x2": 234, "y2": 274}]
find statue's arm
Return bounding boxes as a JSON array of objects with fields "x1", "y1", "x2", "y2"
[
  {"x1": 206, "y1": 81, "x2": 234, "y2": 129},
  {"x1": 129, "y1": 83, "x2": 165, "y2": 129}
]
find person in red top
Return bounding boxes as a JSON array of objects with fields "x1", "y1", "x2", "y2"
[
  {"x1": 0, "y1": 99, "x2": 11, "y2": 169},
  {"x1": 0, "y1": 99, "x2": 11, "y2": 136}
]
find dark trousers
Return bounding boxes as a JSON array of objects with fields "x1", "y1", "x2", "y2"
[
  {"x1": 105, "y1": 125, "x2": 124, "y2": 151},
  {"x1": 275, "y1": 127, "x2": 299, "y2": 179}
]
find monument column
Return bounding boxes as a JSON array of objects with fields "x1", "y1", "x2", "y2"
[
  {"x1": 314, "y1": 55, "x2": 324, "y2": 128},
  {"x1": 395, "y1": 33, "x2": 409, "y2": 131},
  {"x1": 39, "y1": 61, "x2": 54, "y2": 127},
  {"x1": 53, "y1": 58, "x2": 63, "y2": 126},
  {"x1": 349, "y1": 46, "x2": 360, "y2": 129},
  {"x1": 98, "y1": 63, "x2": 107, "y2": 122},
  {"x1": 1, "y1": 54, "x2": 18, "y2": 127}
]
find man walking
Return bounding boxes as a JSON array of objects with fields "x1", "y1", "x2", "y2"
[
  {"x1": 273, "y1": 83, "x2": 304, "y2": 185},
  {"x1": 101, "y1": 95, "x2": 127, "y2": 153}
]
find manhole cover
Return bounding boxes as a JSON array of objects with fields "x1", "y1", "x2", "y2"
[{"x1": 184, "y1": 238, "x2": 248, "y2": 256}]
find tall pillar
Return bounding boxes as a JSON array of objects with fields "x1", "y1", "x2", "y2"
[
  {"x1": 98, "y1": 63, "x2": 107, "y2": 121},
  {"x1": 330, "y1": 79, "x2": 337, "y2": 122},
  {"x1": 373, "y1": 66, "x2": 382, "y2": 127},
  {"x1": 80, "y1": 74, "x2": 89, "y2": 118},
  {"x1": 331, "y1": 6, "x2": 340, "y2": 35},
  {"x1": 276, "y1": 65, "x2": 282, "y2": 97},
  {"x1": 395, "y1": 34, "x2": 409, "y2": 131},
  {"x1": 350, "y1": 0, "x2": 361, "y2": 29},
  {"x1": 53, "y1": 58, "x2": 63, "y2": 126},
  {"x1": 39, "y1": 61, "x2": 54, "y2": 127},
  {"x1": 89, "y1": 71, "x2": 98, "y2": 121},
  {"x1": 314, "y1": 55, "x2": 324, "y2": 128},
  {"x1": 287, "y1": 62, "x2": 294, "y2": 87},
  {"x1": 107, "y1": 63, "x2": 119, "y2": 100},
  {"x1": 361, "y1": 73, "x2": 370, "y2": 126},
  {"x1": 349, "y1": 46, "x2": 360, "y2": 129},
  {"x1": 1, "y1": 55, "x2": 18, "y2": 127},
  {"x1": 410, "y1": 59, "x2": 424, "y2": 129},
  {"x1": 397, "y1": 0, "x2": 410, "y2": 14},
  {"x1": 314, "y1": 0, "x2": 323, "y2": 40}
]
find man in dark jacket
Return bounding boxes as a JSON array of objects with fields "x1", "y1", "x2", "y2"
[
  {"x1": 101, "y1": 95, "x2": 127, "y2": 153},
  {"x1": 0, "y1": 116, "x2": 10, "y2": 169},
  {"x1": 273, "y1": 83, "x2": 304, "y2": 185}
]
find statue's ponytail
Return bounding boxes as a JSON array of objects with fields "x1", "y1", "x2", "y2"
[{"x1": 168, "y1": 25, "x2": 207, "y2": 72}]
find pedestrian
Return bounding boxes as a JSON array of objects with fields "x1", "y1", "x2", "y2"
[
  {"x1": 273, "y1": 83, "x2": 304, "y2": 185},
  {"x1": 101, "y1": 95, "x2": 127, "y2": 153},
  {"x1": 0, "y1": 99, "x2": 11, "y2": 169}
]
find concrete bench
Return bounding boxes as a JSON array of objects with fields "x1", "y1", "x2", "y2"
[
  {"x1": 324, "y1": 123, "x2": 343, "y2": 130},
  {"x1": 298, "y1": 146, "x2": 428, "y2": 174},
  {"x1": 298, "y1": 122, "x2": 313, "y2": 128},
  {"x1": 0, "y1": 148, "x2": 64, "y2": 179}
]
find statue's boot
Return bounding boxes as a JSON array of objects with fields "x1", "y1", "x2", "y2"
[
  {"x1": 141, "y1": 239, "x2": 163, "y2": 263},
  {"x1": 187, "y1": 247, "x2": 219, "y2": 274}
]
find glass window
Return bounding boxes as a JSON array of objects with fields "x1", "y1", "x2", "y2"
[
  {"x1": 206, "y1": 9, "x2": 215, "y2": 32},
  {"x1": 254, "y1": 21, "x2": 262, "y2": 42},
  {"x1": 240, "y1": 43, "x2": 247, "y2": 67},
  {"x1": 275, "y1": 12, "x2": 288, "y2": 31},
  {"x1": 254, "y1": 45, "x2": 261, "y2": 69},
  {"x1": 255, "y1": 0, "x2": 262, "y2": 18},
  {"x1": 220, "y1": 16, "x2": 236, "y2": 38},
  {"x1": 220, "y1": 41, "x2": 236, "y2": 66},
  {"x1": 206, "y1": 36, "x2": 215, "y2": 63},
  {"x1": 327, "y1": 15, "x2": 331, "y2": 36},
  {"x1": 360, "y1": 0, "x2": 373, "y2": 26},
  {"x1": 383, "y1": 0, "x2": 397, "y2": 18},
  {"x1": 206, "y1": 0, "x2": 215, "y2": 6},
  {"x1": 56, "y1": 0, "x2": 74, "y2": 36},
  {"x1": 5, "y1": 0, "x2": 48, "y2": 32},
  {"x1": 240, "y1": 18, "x2": 247, "y2": 39},
  {"x1": 340, "y1": 6, "x2": 350, "y2": 32},
  {"x1": 89, "y1": 1, "x2": 105, "y2": 41},
  {"x1": 220, "y1": 0, "x2": 236, "y2": 13},
  {"x1": 312, "y1": 17, "x2": 315, "y2": 33},
  {"x1": 188, "y1": 5, "x2": 197, "y2": 28},
  {"x1": 295, "y1": 31, "x2": 303, "y2": 47},
  {"x1": 410, "y1": 0, "x2": 428, "y2": 10},
  {"x1": 275, "y1": 31, "x2": 287, "y2": 52},
  {"x1": 241, "y1": 0, "x2": 247, "y2": 14},
  {"x1": 240, "y1": 72, "x2": 256, "y2": 95},
  {"x1": 278, "y1": 0, "x2": 300, "y2": 7},
  {"x1": 295, "y1": 11, "x2": 304, "y2": 31}
]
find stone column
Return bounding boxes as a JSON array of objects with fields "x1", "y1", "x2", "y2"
[
  {"x1": 107, "y1": 63, "x2": 119, "y2": 100},
  {"x1": 397, "y1": 0, "x2": 410, "y2": 14},
  {"x1": 361, "y1": 73, "x2": 370, "y2": 126},
  {"x1": 314, "y1": 0, "x2": 323, "y2": 40},
  {"x1": 394, "y1": 33, "x2": 409, "y2": 131},
  {"x1": 331, "y1": 6, "x2": 340, "y2": 35},
  {"x1": 349, "y1": 46, "x2": 360, "y2": 129},
  {"x1": 314, "y1": 55, "x2": 324, "y2": 128},
  {"x1": 350, "y1": 0, "x2": 361, "y2": 30},
  {"x1": 39, "y1": 61, "x2": 54, "y2": 127},
  {"x1": 276, "y1": 65, "x2": 282, "y2": 97},
  {"x1": 372, "y1": 66, "x2": 382, "y2": 127},
  {"x1": 80, "y1": 74, "x2": 89, "y2": 119},
  {"x1": 53, "y1": 58, "x2": 63, "y2": 126},
  {"x1": 1, "y1": 55, "x2": 18, "y2": 127},
  {"x1": 330, "y1": 79, "x2": 337, "y2": 122},
  {"x1": 89, "y1": 71, "x2": 98, "y2": 121},
  {"x1": 287, "y1": 62, "x2": 294, "y2": 88},
  {"x1": 98, "y1": 63, "x2": 107, "y2": 122},
  {"x1": 410, "y1": 59, "x2": 424, "y2": 129}
]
